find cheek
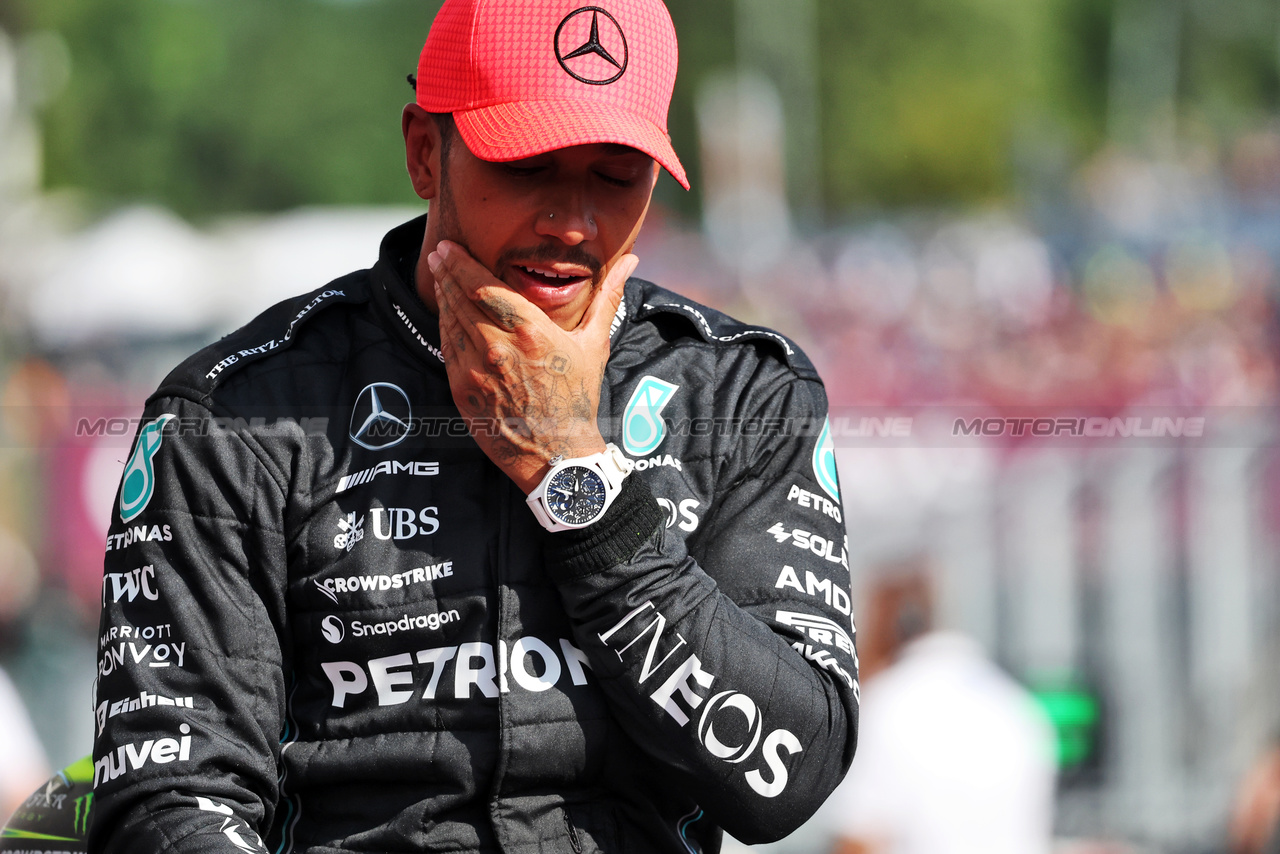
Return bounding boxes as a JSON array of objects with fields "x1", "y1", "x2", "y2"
[
  {"x1": 456, "y1": 194, "x2": 521, "y2": 257},
  {"x1": 609, "y1": 193, "x2": 651, "y2": 246}
]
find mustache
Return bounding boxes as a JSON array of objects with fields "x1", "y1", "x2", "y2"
[{"x1": 494, "y1": 244, "x2": 604, "y2": 278}]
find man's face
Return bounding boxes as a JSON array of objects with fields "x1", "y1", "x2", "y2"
[{"x1": 429, "y1": 135, "x2": 660, "y2": 330}]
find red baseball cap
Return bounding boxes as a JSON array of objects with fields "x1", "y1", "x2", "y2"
[{"x1": 415, "y1": 0, "x2": 689, "y2": 190}]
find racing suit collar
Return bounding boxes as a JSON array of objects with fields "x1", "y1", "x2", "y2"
[{"x1": 371, "y1": 214, "x2": 448, "y2": 368}]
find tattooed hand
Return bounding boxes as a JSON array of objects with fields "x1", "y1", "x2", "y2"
[{"x1": 429, "y1": 240, "x2": 638, "y2": 494}]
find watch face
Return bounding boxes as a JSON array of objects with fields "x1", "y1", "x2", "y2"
[{"x1": 546, "y1": 465, "x2": 608, "y2": 526}]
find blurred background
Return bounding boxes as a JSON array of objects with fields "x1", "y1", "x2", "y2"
[{"x1": 2, "y1": 0, "x2": 1280, "y2": 851}]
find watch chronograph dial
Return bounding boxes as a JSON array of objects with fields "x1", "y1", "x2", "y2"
[{"x1": 546, "y1": 466, "x2": 608, "y2": 526}]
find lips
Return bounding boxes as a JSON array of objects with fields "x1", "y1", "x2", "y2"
[
  {"x1": 509, "y1": 263, "x2": 595, "y2": 312},
  {"x1": 515, "y1": 264, "x2": 591, "y2": 286}
]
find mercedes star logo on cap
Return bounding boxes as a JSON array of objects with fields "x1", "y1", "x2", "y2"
[
  {"x1": 555, "y1": 6, "x2": 629, "y2": 85},
  {"x1": 349, "y1": 382, "x2": 412, "y2": 450}
]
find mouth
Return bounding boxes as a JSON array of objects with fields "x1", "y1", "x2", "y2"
[
  {"x1": 509, "y1": 262, "x2": 597, "y2": 313},
  {"x1": 513, "y1": 264, "x2": 593, "y2": 287}
]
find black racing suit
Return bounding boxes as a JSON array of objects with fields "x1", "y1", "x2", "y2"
[{"x1": 90, "y1": 216, "x2": 859, "y2": 854}]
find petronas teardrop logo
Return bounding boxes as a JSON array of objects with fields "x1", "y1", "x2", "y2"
[
  {"x1": 813, "y1": 417, "x2": 840, "y2": 502},
  {"x1": 119, "y1": 415, "x2": 174, "y2": 523},
  {"x1": 622, "y1": 376, "x2": 679, "y2": 457}
]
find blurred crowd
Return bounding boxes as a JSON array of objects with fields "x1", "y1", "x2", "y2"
[{"x1": 635, "y1": 137, "x2": 1280, "y2": 417}]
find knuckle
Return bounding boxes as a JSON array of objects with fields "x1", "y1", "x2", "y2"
[{"x1": 485, "y1": 344, "x2": 513, "y2": 370}]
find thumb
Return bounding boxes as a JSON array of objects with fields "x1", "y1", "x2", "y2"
[{"x1": 578, "y1": 253, "x2": 638, "y2": 339}]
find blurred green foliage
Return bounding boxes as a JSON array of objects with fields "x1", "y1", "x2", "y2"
[
  {"x1": 819, "y1": 0, "x2": 1098, "y2": 207},
  {"x1": 1180, "y1": 0, "x2": 1280, "y2": 139},
  {"x1": 5, "y1": 0, "x2": 1280, "y2": 218},
  {"x1": 8, "y1": 0, "x2": 438, "y2": 217}
]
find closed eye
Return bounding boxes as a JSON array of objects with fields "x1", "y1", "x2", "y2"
[{"x1": 596, "y1": 171, "x2": 637, "y2": 188}]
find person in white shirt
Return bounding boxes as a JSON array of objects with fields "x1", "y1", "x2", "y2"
[
  {"x1": 0, "y1": 665, "x2": 49, "y2": 823},
  {"x1": 828, "y1": 577, "x2": 1056, "y2": 854}
]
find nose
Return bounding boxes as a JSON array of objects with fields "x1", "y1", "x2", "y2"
[{"x1": 535, "y1": 195, "x2": 597, "y2": 245}]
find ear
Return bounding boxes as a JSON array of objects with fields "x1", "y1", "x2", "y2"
[{"x1": 403, "y1": 103, "x2": 444, "y2": 201}]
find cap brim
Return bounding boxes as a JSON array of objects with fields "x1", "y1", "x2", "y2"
[{"x1": 454, "y1": 100, "x2": 689, "y2": 190}]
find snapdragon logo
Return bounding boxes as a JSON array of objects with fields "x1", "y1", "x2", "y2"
[
  {"x1": 812, "y1": 417, "x2": 840, "y2": 502},
  {"x1": 622, "y1": 376, "x2": 678, "y2": 456},
  {"x1": 354, "y1": 610, "x2": 460, "y2": 639},
  {"x1": 321, "y1": 616, "x2": 345, "y2": 644},
  {"x1": 119, "y1": 415, "x2": 174, "y2": 523},
  {"x1": 321, "y1": 610, "x2": 460, "y2": 644}
]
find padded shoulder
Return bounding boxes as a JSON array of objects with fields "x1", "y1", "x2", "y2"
[
  {"x1": 631, "y1": 280, "x2": 817, "y2": 379},
  {"x1": 152, "y1": 272, "x2": 370, "y2": 403}
]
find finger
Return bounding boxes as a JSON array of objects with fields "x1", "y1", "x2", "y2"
[
  {"x1": 430, "y1": 240, "x2": 498, "y2": 295},
  {"x1": 577, "y1": 253, "x2": 638, "y2": 338},
  {"x1": 431, "y1": 241, "x2": 537, "y2": 333},
  {"x1": 481, "y1": 340, "x2": 521, "y2": 378},
  {"x1": 431, "y1": 255, "x2": 508, "y2": 352},
  {"x1": 434, "y1": 279, "x2": 468, "y2": 358}
]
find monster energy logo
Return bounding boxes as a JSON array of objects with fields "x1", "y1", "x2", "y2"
[
  {"x1": 73, "y1": 793, "x2": 93, "y2": 837},
  {"x1": 119, "y1": 415, "x2": 174, "y2": 523}
]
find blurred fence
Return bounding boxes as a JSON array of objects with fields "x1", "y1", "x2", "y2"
[{"x1": 832, "y1": 428, "x2": 1278, "y2": 852}]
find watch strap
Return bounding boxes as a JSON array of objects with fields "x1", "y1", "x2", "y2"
[{"x1": 543, "y1": 475, "x2": 664, "y2": 580}]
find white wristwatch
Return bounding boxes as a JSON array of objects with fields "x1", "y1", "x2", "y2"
[{"x1": 526, "y1": 443, "x2": 634, "y2": 531}]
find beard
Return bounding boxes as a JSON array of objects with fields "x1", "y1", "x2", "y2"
[{"x1": 429, "y1": 168, "x2": 465, "y2": 250}]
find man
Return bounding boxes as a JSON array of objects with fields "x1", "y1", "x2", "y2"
[{"x1": 89, "y1": 1, "x2": 859, "y2": 852}]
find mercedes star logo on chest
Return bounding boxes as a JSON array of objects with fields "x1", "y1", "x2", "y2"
[{"x1": 349, "y1": 383, "x2": 412, "y2": 450}]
